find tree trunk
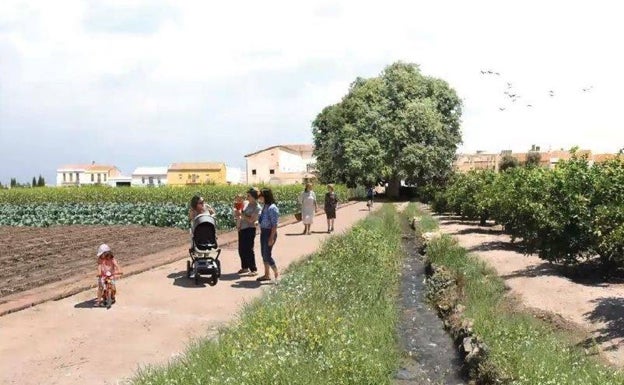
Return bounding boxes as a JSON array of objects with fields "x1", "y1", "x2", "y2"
[{"x1": 387, "y1": 178, "x2": 401, "y2": 200}]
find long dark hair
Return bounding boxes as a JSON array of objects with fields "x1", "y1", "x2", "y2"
[
  {"x1": 261, "y1": 188, "x2": 276, "y2": 206},
  {"x1": 190, "y1": 194, "x2": 202, "y2": 209}
]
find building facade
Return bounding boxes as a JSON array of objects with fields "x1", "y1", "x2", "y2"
[
  {"x1": 167, "y1": 162, "x2": 227, "y2": 185},
  {"x1": 56, "y1": 163, "x2": 121, "y2": 186},
  {"x1": 132, "y1": 167, "x2": 168, "y2": 187},
  {"x1": 245, "y1": 144, "x2": 316, "y2": 185}
]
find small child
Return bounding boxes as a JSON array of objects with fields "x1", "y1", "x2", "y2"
[
  {"x1": 95, "y1": 244, "x2": 122, "y2": 307},
  {"x1": 233, "y1": 193, "x2": 245, "y2": 230}
]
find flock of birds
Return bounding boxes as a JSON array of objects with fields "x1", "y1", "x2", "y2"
[{"x1": 479, "y1": 70, "x2": 594, "y2": 112}]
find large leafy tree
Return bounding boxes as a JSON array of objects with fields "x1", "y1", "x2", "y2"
[{"x1": 312, "y1": 62, "x2": 462, "y2": 197}]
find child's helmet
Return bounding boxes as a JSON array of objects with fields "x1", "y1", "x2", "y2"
[{"x1": 97, "y1": 244, "x2": 111, "y2": 257}]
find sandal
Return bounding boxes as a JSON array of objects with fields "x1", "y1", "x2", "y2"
[
  {"x1": 256, "y1": 276, "x2": 271, "y2": 282},
  {"x1": 237, "y1": 268, "x2": 250, "y2": 274}
]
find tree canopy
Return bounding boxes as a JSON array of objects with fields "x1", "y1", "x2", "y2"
[{"x1": 312, "y1": 62, "x2": 462, "y2": 196}]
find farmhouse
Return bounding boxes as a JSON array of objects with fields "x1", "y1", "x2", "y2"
[
  {"x1": 56, "y1": 163, "x2": 121, "y2": 186},
  {"x1": 167, "y1": 162, "x2": 227, "y2": 185},
  {"x1": 132, "y1": 167, "x2": 168, "y2": 187},
  {"x1": 244, "y1": 144, "x2": 316, "y2": 185}
]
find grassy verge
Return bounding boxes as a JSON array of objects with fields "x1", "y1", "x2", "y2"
[
  {"x1": 403, "y1": 202, "x2": 438, "y2": 232},
  {"x1": 419, "y1": 212, "x2": 624, "y2": 384},
  {"x1": 132, "y1": 204, "x2": 403, "y2": 385}
]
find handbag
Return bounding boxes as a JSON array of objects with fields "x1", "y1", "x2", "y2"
[{"x1": 294, "y1": 212, "x2": 302, "y2": 221}]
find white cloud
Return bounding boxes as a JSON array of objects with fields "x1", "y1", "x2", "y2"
[{"x1": 1, "y1": 0, "x2": 623, "y2": 183}]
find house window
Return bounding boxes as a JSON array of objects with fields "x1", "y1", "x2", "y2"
[
  {"x1": 142, "y1": 177, "x2": 145, "y2": 184},
  {"x1": 252, "y1": 169, "x2": 257, "y2": 175},
  {"x1": 91, "y1": 174, "x2": 94, "y2": 182},
  {"x1": 63, "y1": 173, "x2": 66, "y2": 182},
  {"x1": 104, "y1": 174, "x2": 107, "y2": 181},
  {"x1": 157, "y1": 178, "x2": 161, "y2": 185},
  {"x1": 149, "y1": 176, "x2": 153, "y2": 185},
  {"x1": 97, "y1": 174, "x2": 101, "y2": 183},
  {"x1": 179, "y1": 174, "x2": 182, "y2": 179},
  {"x1": 269, "y1": 169, "x2": 275, "y2": 175}
]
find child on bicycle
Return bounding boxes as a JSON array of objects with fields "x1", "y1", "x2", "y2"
[{"x1": 95, "y1": 244, "x2": 123, "y2": 307}]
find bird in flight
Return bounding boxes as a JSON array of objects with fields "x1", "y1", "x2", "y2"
[
  {"x1": 582, "y1": 86, "x2": 594, "y2": 92},
  {"x1": 499, "y1": 107, "x2": 506, "y2": 111},
  {"x1": 527, "y1": 104, "x2": 533, "y2": 108},
  {"x1": 548, "y1": 90, "x2": 555, "y2": 97}
]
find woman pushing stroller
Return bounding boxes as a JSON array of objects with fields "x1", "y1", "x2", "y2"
[{"x1": 189, "y1": 195, "x2": 215, "y2": 221}]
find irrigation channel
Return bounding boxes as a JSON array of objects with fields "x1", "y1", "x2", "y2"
[{"x1": 394, "y1": 220, "x2": 466, "y2": 385}]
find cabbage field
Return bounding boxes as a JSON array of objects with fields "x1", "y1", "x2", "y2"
[{"x1": 0, "y1": 184, "x2": 351, "y2": 230}]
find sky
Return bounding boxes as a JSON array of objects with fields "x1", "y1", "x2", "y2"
[{"x1": 1, "y1": 0, "x2": 622, "y2": 185}]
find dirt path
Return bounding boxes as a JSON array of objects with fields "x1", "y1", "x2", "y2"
[
  {"x1": 436, "y1": 214, "x2": 624, "y2": 367},
  {"x1": 0, "y1": 202, "x2": 375, "y2": 385}
]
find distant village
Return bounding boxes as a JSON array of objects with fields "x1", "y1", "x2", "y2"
[
  {"x1": 54, "y1": 144, "x2": 317, "y2": 187},
  {"x1": 45, "y1": 144, "x2": 621, "y2": 188}
]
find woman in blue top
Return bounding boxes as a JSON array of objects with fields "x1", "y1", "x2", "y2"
[{"x1": 257, "y1": 187, "x2": 279, "y2": 282}]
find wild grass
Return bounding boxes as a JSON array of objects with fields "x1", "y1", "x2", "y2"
[{"x1": 425, "y1": 233, "x2": 624, "y2": 385}]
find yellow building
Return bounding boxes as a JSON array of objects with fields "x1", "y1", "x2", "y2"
[{"x1": 167, "y1": 162, "x2": 227, "y2": 185}]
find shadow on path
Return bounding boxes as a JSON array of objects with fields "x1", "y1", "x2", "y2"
[{"x1": 580, "y1": 297, "x2": 624, "y2": 349}]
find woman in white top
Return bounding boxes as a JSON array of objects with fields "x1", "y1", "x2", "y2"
[{"x1": 298, "y1": 182, "x2": 318, "y2": 235}]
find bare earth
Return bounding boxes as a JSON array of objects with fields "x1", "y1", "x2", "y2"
[
  {"x1": 0, "y1": 202, "x2": 373, "y2": 385},
  {"x1": 436, "y1": 215, "x2": 624, "y2": 367}
]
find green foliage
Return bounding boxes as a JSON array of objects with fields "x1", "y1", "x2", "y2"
[
  {"x1": 444, "y1": 170, "x2": 496, "y2": 224},
  {"x1": 312, "y1": 61, "x2": 462, "y2": 194},
  {"x1": 132, "y1": 205, "x2": 403, "y2": 385},
  {"x1": 499, "y1": 155, "x2": 519, "y2": 171},
  {"x1": 434, "y1": 152, "x2": 624, "y2": 269},
  {"x1": 591, "y1": 157, "x2": 624, "y2": 267},
  {"x1": 525, "y1": 151, "x2": 542, "y2": 168},
  {"x1": 0, "y1": 185, "x2": 352, "y2": 230},
  {"x1": 0, "y1": 184, "x2": 350, "y2": 205}
]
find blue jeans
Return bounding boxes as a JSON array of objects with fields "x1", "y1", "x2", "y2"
[{"x1": 260, "y1": 228, "x2": 276, "y2": 267}]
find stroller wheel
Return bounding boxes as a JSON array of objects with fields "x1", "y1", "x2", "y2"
[
  {"x1": 186, "y1": 260, "x2": 192, "y2": 278},
  {"x1": 208, "y1": 272, "x2": 218, "y2": 286}
]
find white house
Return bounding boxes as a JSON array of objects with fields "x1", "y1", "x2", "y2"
[
  {"x1": 56, "y1": 163, "x2": 121, "y2": 186},
  {"x1": 107, "y1": 175, "x2": 132, "y2": 187},
  {"x1": 226, "y1": 166, "x2": 245, "y2": 185},
  {"x1": 131, "y1": 167, "x2": 168, "y2": 187},
  {"x1": 244, "y1": 144, "x2": 316, "y2": 185}
]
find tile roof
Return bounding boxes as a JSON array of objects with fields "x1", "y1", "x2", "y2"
[
  {"x1": 244, "y1": 144, "x2": 315, "y2": 157},
  {"x1": 86, "y1": 165, "x2": 119, "y2": 172},
  {"x1": 593, "y1": 153, "x2": 619, "y2": 163},
  {"x1": 168, "y1": 162, "x2": 226, "y2": 171}
]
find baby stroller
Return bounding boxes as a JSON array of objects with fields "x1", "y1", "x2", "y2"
[{"x1": 187, "y1": 213, "x2": 222, "y2": 286}]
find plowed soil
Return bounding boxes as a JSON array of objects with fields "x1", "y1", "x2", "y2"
[{"x1": 0, "y1": 225, "x2": 189, "y2": 299}]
